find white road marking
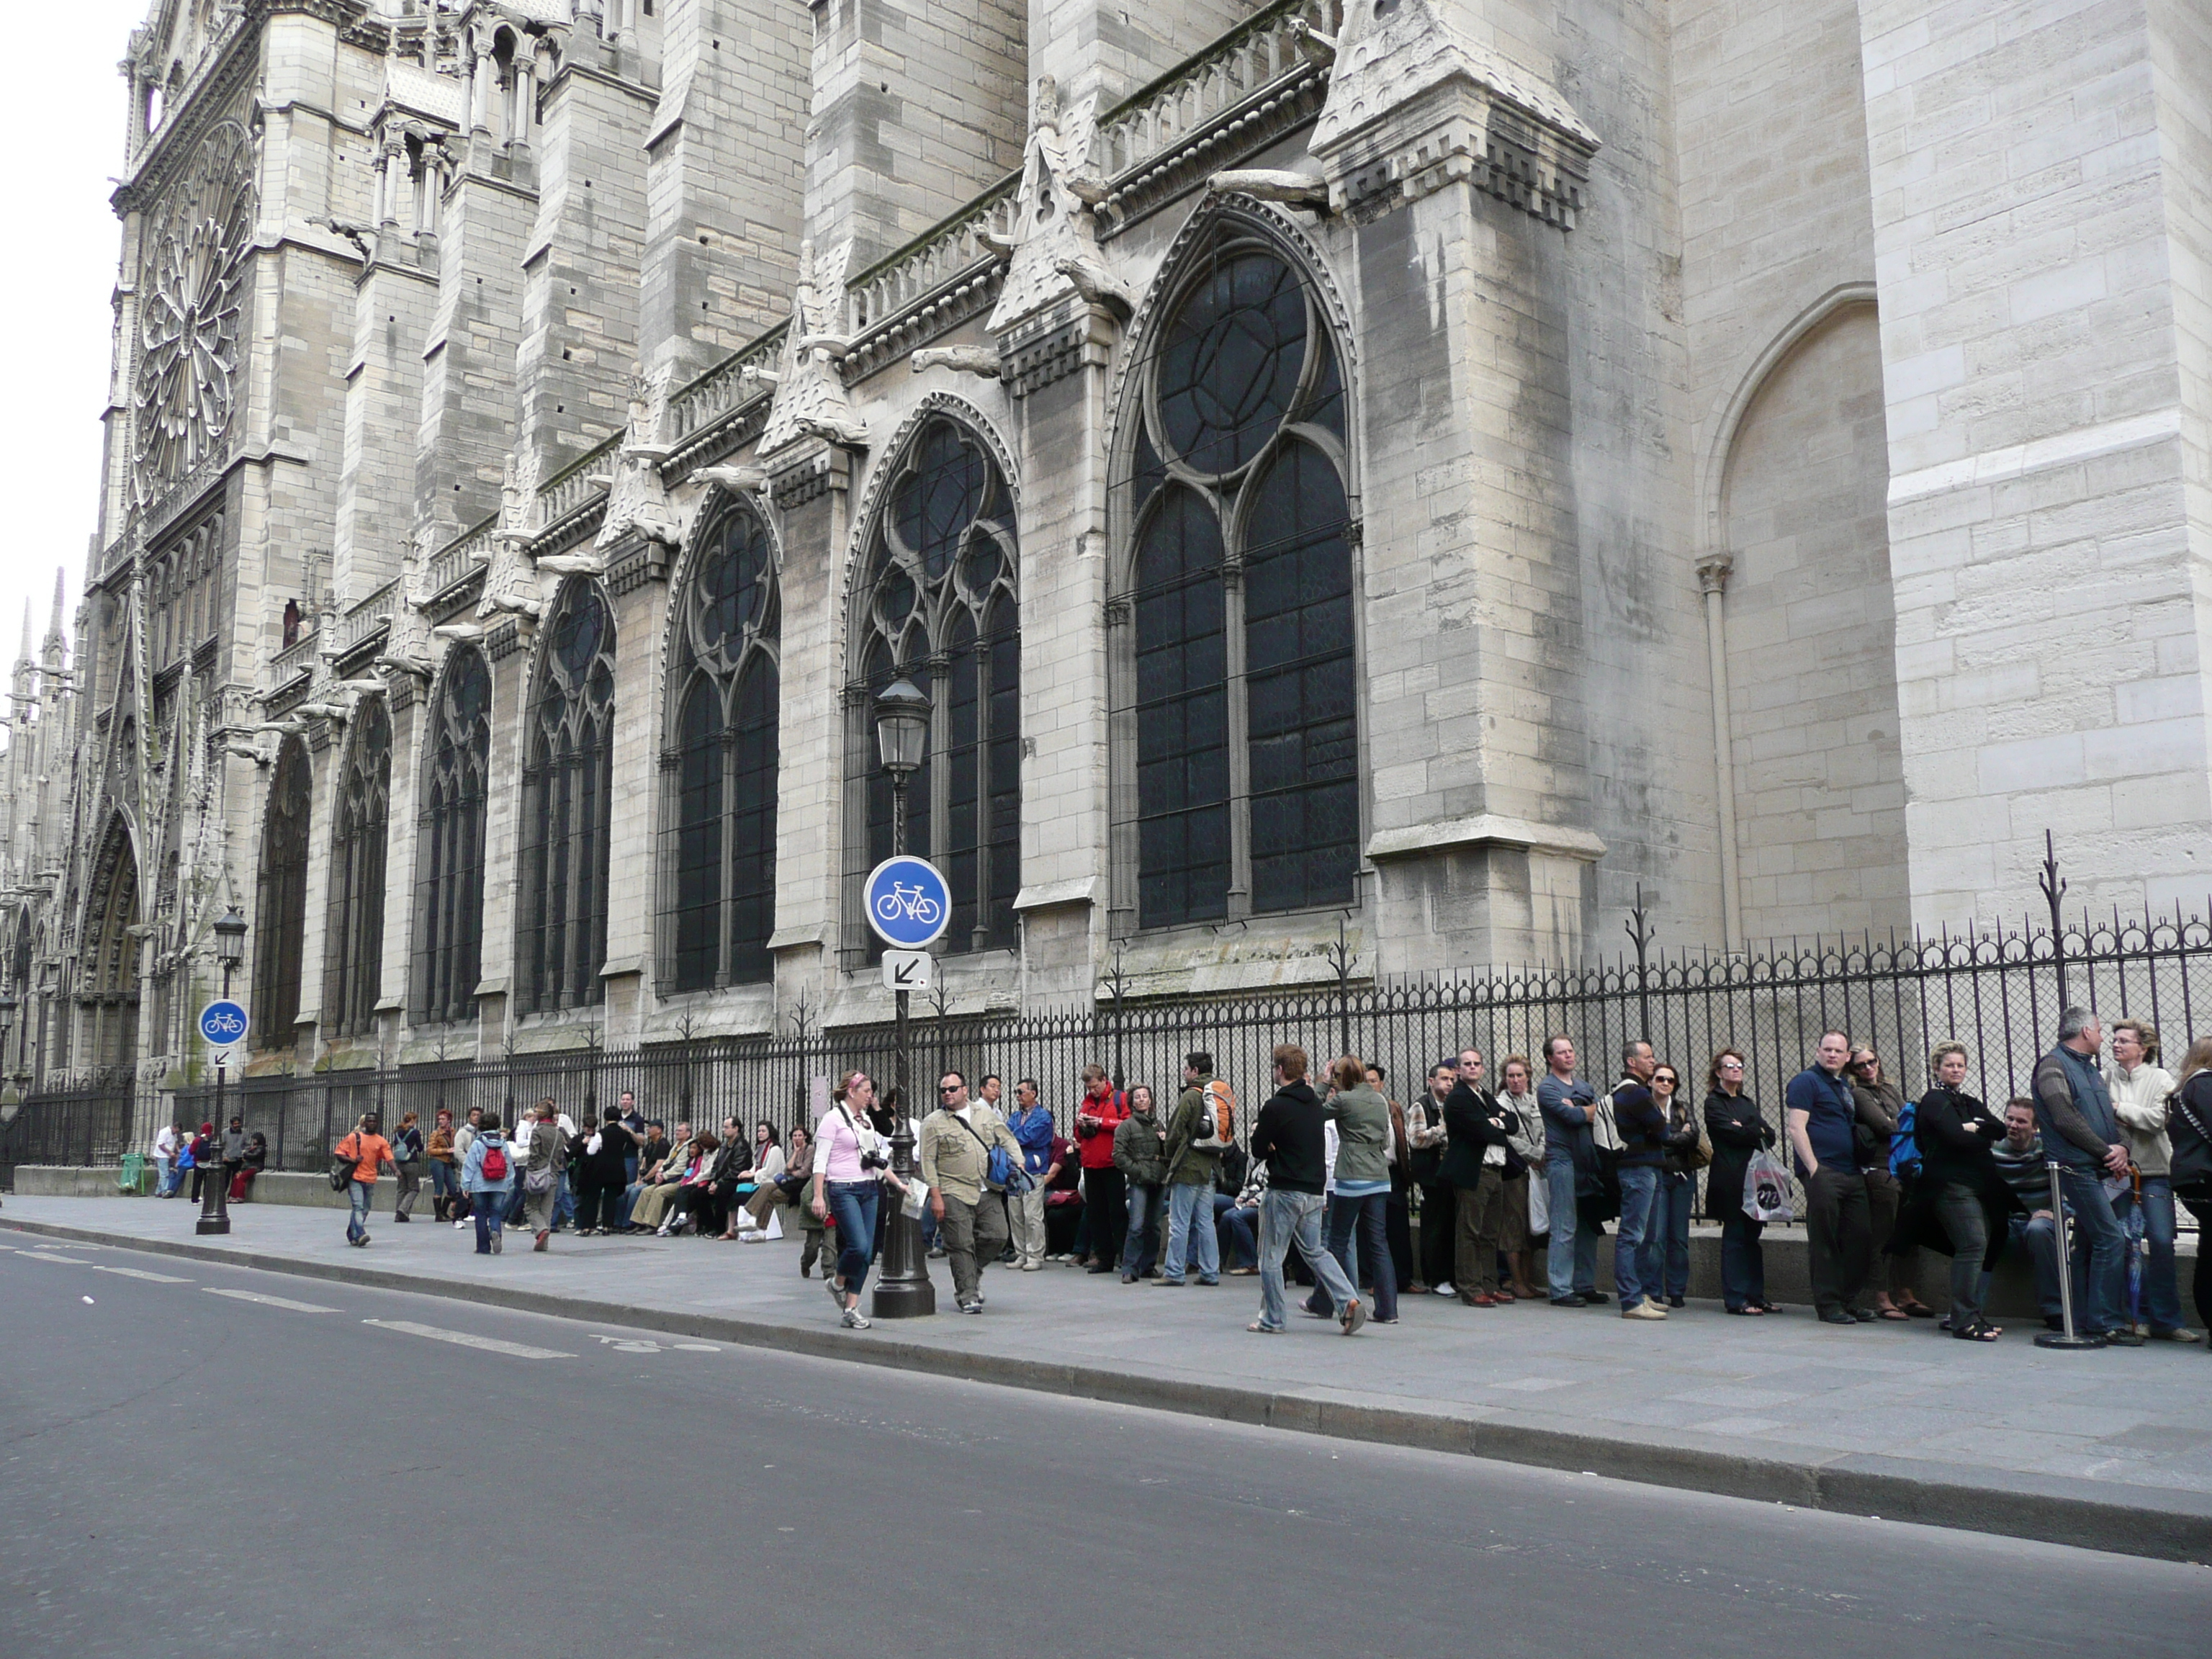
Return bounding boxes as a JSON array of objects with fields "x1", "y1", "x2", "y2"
[
  {"x1": 672, "y1": 1341, "x2": 721, "y2": 1352},
  {"x1": 92, "y1": 1264, "x2": 194, "y2": 1284},
  {"x1": 22, "y1": 1251, "x2": 96, "y2": 1264},
  {"x1": 202, "y1": 1286, "x2": 343, "y2": 1313},
  {"x1": 362, "y1": 1318, "x2": 572, "y2": 1359}
]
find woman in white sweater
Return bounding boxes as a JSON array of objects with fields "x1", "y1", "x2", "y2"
[{"x1": 2108, "y1": 1019, "x2": 2198, "y2": 1341}]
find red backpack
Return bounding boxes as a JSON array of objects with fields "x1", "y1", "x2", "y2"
[{"x1": 480, "y1": 1138, "x2": 508, "y2": 1182}]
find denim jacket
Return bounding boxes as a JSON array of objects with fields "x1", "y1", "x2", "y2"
[{"x1": 462, "y1": 1132, "x2": 515, "y2": 1195}]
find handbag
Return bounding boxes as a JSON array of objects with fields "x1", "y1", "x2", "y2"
[
  {"x1": 328, "y1": 1133, "x2": 356, "y2": 1192},
  {"x1": 1743, "y1": 1148, "x2": 1794, "y2": 1223},
  {"x1": 957, "y1": 1113, "x2": 1034, "y2": 1194}
]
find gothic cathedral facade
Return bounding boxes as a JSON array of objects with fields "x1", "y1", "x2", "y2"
[{"x1": 2, "y1": 0, "x2": 2206, "y2": 1107}]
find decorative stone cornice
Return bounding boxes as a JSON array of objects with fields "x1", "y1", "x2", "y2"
[
  {"x1": 1000, "y1": 298, "x2": 1116, "y2": 399},
  {"x1": 1308, "y1": 0, "x2": 1598, "y2": 229}
]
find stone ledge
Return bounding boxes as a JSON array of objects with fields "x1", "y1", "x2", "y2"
[{"x1": 1365, "y1": 813, "x2": 1606, "y2": 864}]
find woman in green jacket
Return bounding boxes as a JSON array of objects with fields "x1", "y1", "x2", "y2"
[{"x1": 1305, "y1": 1056, "x2": 1399, "y2": 1323}]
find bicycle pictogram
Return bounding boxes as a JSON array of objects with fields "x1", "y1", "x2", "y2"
[{"x1": 873, "y1": 883, "x2": 942, "y2": 926}]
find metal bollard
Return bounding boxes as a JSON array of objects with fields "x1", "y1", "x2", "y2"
[{"x1": 2034, "y1": 1159, "x2": 2106, "y2": 1350}]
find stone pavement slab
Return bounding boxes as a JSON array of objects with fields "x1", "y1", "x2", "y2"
[{"x1": 4, "y1": 1195, "x2": 2208, "y2": 1561}]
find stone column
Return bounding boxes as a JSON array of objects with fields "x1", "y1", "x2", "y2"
[
  {"x1": 1696, "y1": 555, "x2": 1742, "y2": 952},
  {"x1": 1856, "y1": 0, "x2": 2212, "y2": 923},
  {"x1": 1308, "y1": 5, "x2": 1606, "y2": 971}
]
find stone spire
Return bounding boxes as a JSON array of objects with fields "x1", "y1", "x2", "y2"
[{"x1": 42, "y1": 567, "x2": 66, "y2": 660}]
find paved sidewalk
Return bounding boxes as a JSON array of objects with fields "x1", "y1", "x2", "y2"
[{"x1": 5, "y1": 1194, "x2": 2208, "y2": 1560}]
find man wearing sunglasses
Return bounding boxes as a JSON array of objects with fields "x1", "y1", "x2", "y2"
[{"x1": 918, "y1": 1070, "x2": 1026, "y2": 1313}]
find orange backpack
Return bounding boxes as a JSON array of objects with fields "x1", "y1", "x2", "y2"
[{"x1": 1193, "y1": 1079, "x2": 1237, "y2": 1148}]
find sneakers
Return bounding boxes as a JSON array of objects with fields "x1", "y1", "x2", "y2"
[
  {"x1": 1431, "y1": 1282, "x2": 1456, "y2": 1297},
  {"x1": 1021, "y1": 1262, "x2": 1043, "y2": 1272},
  {"x1": 454, "y1": 1219, "x2": 468, "y2": 1230},
  {"x1": 927, "y1": 1246, "x2": 948, "y2": 1259},
  {"x1": 841, "y1": 1305, "x2": 871, "y2": 1330},
  {"x1": 1622, "y1": 1300, "x2": 1666, "y2": 1320},
  {"x1": 2150, "y1": 1326, "x2": 2205, "y2": 1343},
  {"x1": 959, "y1": 1298, "x2": 983, "y2": 1315},
  {"x1": 2099, "y1": 1327, "x2": 2147, "y2": 1347}
]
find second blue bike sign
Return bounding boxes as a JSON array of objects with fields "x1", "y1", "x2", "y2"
[{"x1": 863, "y1": 855, "x2": 953, "y2": 950}]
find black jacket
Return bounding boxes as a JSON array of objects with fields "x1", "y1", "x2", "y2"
[
  {"x1": 2172, "y1": 1072, "x2": 2212, "y2": 1200},
  {"x1": 1702, "y1": 1089, "x2": 1772, "y2": 1222},
  {"x1": 1250, "y1": 1081, "x2": 1328, "y2": 1195},
  {"x1": 1611, "y1": 1082, "x2": 1666, "y2": 1169},
  {"x1": 1441, "y1": 1082, "x2": 1513, "y2": 1189},
  {"x1": 1917, "y1": 1085, "x2": 2018, "y2": 1214}
]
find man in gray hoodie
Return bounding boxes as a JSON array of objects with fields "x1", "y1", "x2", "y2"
[{"x1": 2031, "y1": 1007, "x2": 2139, "y2": 1346}]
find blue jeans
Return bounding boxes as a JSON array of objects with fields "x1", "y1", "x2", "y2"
[
  {"x1": 1123, "y1": 1183, "x2": 1161, "y2": 1279},
  {"x1": 2057, "y1": 1166, "x2": 2128, "y2": 1335},
  {"x1": 554, "y1": 1174, "x2": 577, "y2": 1228},
  {"x1": 1215, "y1": 1195, "x2": 1257, "y2": 1269},
  {"x1": 1659, "y1": 1174, "x2": 1694, "y2": 1298},
  {"x1": 1719, "y1": 1213, "x2": 1766, "y2": 1310},
  {"x1": 1985, "y1": 1211, "x2": 2065, "y2": 1319},
  {"x1": 430, "y1": 1161, "x2": 459, "y2": 1203},
  {"x1": 153, "y1": 1155, "x2": 175, "y2": 1195},
  {"x1": 1614, "y1": 1166, "x2": 1660, "y2": 1309},
  {"x1": 473, "y1": 1190, "x2": 506, "y2": 1252},
  {"x1": 347, "y1": 1179, "x2": 374, "y2": 1241},
  {"x1": 1162, "y1": 1182, "x2": 1220, "y2": 1282},
  {"x1": 826, "y1": 1180, "x2": 881, "y2": 1295},
  {"x1": 1546, "y1": 1156, "x2": 1596, "y2": 1299},
  {"x1": 2118, "y1": 1176, "x2": 2183, "y2": 1331},
  {"x1": 1257, "y1": 1189, "x2": 1359, "y2": 1330},
  {"x1": 1305, "y1": 1190, "x2": 1397, "y2": 1322}
]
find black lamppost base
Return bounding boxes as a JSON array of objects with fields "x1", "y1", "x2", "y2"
[
  {"x1": 871, "y1": 1276, "x2": 937, "y2": 1318},
  {"x1": 2033, "y1": 1331, "x2": 2106, "y2": 1349},
  {"x1": 194, "y1": 1215, "x2": 231, "y2": 1236}
]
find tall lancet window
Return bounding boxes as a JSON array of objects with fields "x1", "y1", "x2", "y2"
[
  {"x1": 847, "y1": 416, "x2": 1020, "y2": 957},
  {"x1": 324, "y1": 698, "x2": 390, "y2": 1038},
  {"x1": 251, "y1": 737, "x2": 312, "y2": 1048},
  {"x1": 660, "y1": 496, "x2": 781, "y2": 992},
  {"x1": 414, "y1": 647, "x2": 490, "y2": 1024},
  {"x1": 518, "y1": 581, "x2": 616, "y2": 1012},
  {"x1": 1116, "y1": 233, "x2": 1356, "y2": 929}
]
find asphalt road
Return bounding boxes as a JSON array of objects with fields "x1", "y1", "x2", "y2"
[{"x1": 1, "y1": 1241, "x2": 2203, "y2": 1659}]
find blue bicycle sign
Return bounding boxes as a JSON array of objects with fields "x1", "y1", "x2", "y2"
[
  {"x1": 199, "y1": 999, "x2": 248, "y2": 1047},
  {"x1": 863, "y1": 855, "x2": 952, "y2": 950}
]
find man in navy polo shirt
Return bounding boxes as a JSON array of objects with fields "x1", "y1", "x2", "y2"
[{"x1": 1786, "y1": 1030, "x2": 1874, "y2": 1325}]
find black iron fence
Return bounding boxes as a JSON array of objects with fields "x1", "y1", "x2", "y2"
[{"x1": 8, "y1": 904, "x2": 2211, "y2": 1198}]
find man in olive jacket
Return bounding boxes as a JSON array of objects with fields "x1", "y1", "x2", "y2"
[
  {"x1": 917, "y1": 1070, "x2": 1025, "y2": 1314},
  {"x1": 1112, "y1": 1089, "x2": 1171, "y2": 1281},
  {"x1": 1159, "y1": 1051, "x2": 1225, "y2": 1287}
]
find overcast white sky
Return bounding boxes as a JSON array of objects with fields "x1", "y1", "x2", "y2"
[{"x1": 1, "y1": 0, "x2": 155, "y2": 687}]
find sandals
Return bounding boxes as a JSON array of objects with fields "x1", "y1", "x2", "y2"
[
  {"x1": 1724, "y1": 1305, "x2": 1766, "y2": 1316},
  {"x1": 1952, "y1": 1319, "x2": 2002, "y2": 1342},
  {"x1": 1901, "y1": 1301, "x2": 1937, "y2": 1318},
  {"x1": 1876, "y1": 1306, "x2": 1911, "y2": 1321}
]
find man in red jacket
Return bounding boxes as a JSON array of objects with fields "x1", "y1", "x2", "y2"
[{"x1": 1074, "y1": 1064, "x2": 1130, "y2": 1275}]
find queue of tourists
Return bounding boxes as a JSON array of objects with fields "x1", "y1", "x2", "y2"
[{"x1": 299, "y1": 1007, "x2": 2207, "y2": 1347}]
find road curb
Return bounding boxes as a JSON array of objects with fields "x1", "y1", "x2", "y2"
[{"x1": 9, "y1": 1214, "x2": 2207, "y2": 1563}]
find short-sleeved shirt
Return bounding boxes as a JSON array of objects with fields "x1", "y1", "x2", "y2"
[
  {"x1": 1785, "y1": 1066, "x2": 1858, "y2": 1172},
  {"x1": 338, "y1": 1131, "x2": 392, "y2": 1184}
]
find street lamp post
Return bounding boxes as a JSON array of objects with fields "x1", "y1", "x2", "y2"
[
  {"x1": 0, "y1": 995, "x2": 21, "y2": 1161},
  {"x1": 871, "y1": 677, "x2": 935, "y2": 1319},
  {"x1": 197, "y1": 907, "x2": 249, "y2": 1236}
]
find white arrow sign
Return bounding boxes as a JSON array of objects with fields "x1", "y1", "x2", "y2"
[{"x1": 883, "y1": 949, "x2": 932, "y2": 992}]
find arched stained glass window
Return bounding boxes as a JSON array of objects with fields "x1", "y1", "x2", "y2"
[
  {"x1": 848, "y1": 415, "x2": 1019, "y2": 958},
  {"x1": 251, "y1": 736, "x2": 311, "y2": 1048},
  {"x1": 324, "y1": 698, "x2": 390, "y2": 1037},
  {"x1": 519, "y1": 582, "x2": 616, "y2": 1012},
  {"x1": 414, "y1": 647, "x2": 490, "y2": 1024},
  {"x1": 1117, "y1": 235, "x2": 1356, "y2": 928},
  {"x1": 659, "y1": 496, "x2": 779, "y2": 992}
]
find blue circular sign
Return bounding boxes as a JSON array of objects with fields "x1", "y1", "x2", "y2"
[
  {"x1": 199, "y1": 999, "x2": 248, "y2": 1047},
  {"x1": 863, "y1": 855, "x2": 951, "y2": 949}
]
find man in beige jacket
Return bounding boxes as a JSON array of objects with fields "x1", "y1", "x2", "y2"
[{"x1": 918, "y1": 1070, "x2": 1026, "y2": 1314}]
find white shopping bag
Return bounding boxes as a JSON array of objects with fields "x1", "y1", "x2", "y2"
[
  {"x1": 1743, "y1": 1150, "x2": 1794, "y2": 1224},
  {"x1": 759, "y1": 1206, "x2": 784, "y2": 1241}
]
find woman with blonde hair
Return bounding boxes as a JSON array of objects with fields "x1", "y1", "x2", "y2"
[{"x1": 2167, "y1": 1037, "x2": 2212, "y2": 1339}]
